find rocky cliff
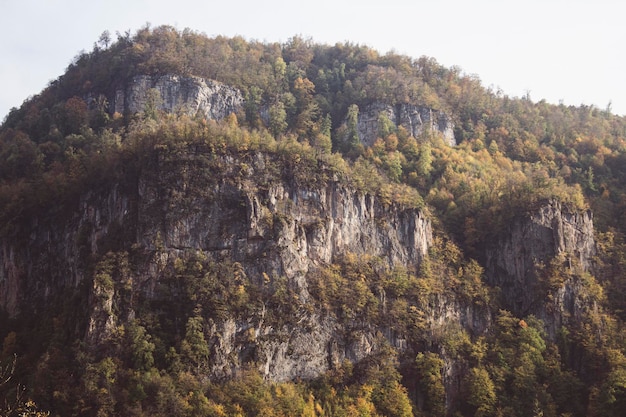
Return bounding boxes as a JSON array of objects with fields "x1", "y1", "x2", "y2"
[
  {"x1": 0, "y1": 151, "x2": 596, "y2": 394},
  {"x1": 110, "y1": 77, "x2": 457, "y2": 149},
  {"x1": 484, "y1": 200, "x2": 597, "y2": 338},
  {"x1": 0, "y1": 147, "x2": 436, "y2": 381},
  {"x1": 353, "y1": 102, "x2": 456, "y2": 147},
  {"x1": 112, "y1": 74, "x2": 244, "y2": 119}
]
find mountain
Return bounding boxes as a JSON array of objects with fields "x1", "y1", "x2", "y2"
[{"x1": 1, "y1": 25, "x2": 626, "y2": 417}]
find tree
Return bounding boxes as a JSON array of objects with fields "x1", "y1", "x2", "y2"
[
  {"x1": 416, "y1": 142, "x2": 433, "y2": 178},
  {"x1": 292, "y1": 77, "x2": 319, "y2": 136},
  {"x1": 98, "y1": 30, "x2": 111, "y2": 49},
  {"x1": 0, "y1": 129, "x2": 43, "y2": 180},
  {"x1": 382, "y1": 151, "x2": 404, "y2": 182},
  {"x1": 487, "y1": 140, "x2": 499, "y2": 155},
  {"x1": 312, "y1": 113, "x2": 332, "y2": 153},
  {"x1": 589, "y1": 349, "x2": 626, "y2": 417},
  {"x1": 268, "y1": 101, "x2": 288, "y2": 137},
  {"x1": 127, "y1": 321, "x2": 155, "y2": 371},
  {"x1": 372, "y1": 380, "x2": 414, "y2": 417},
  {"x1": 63, "y1": 96, "x2": 89, "y2": 134},
  {"x1": 415, "y1": 352, "x2": 445, "y2": 416},
  {"x1": 180, "y1": 311, "x2": 210, "y2": 373},
  {"x1": 465, "y1": 367, "x2": 496, "y2": 417},
  {"x1": 273, "y1": 56, "x2": 287, "y2": 83},
  {"x1": 377, "y1": 112, "x2": 396, "y2": 139},
  {"x1": 143, "y1": 88, "x2": 163, "y2": 120},
  {"x1": 345, "y1": 104, "x2": 361, "y2": 152},
  {"x1": 0, "y1": 355, "x2": 49, "y2": 416}
]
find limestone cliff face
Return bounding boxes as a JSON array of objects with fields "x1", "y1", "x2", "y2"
[
  {"x1": 484, "y1": 200, "x2": 596, "y2": 338},
  {"x1": 0, "y1": 148, "x2": 433, "y2": 381},
  {"x1": 112, "y1": 74, "x2": 244, "y2": 119},
  {"x1": 0, "y1": 150, "x2": 597, "y2": 389},
  {"x1": 136, "y1": 150, "x2": 432, "y2": 289},
  {"x1": 353, "y1": 102, "x2": 456, "y2": 147},
  {"x1": 110, "y1": 77, "x2": 456, "y2": 149}
]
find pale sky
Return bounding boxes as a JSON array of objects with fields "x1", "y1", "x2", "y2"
[{"x1": 1, "y1": 0, "x2": 625, "y2": 122}]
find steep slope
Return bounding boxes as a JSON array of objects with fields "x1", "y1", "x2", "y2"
[
  {"x1": 2, "y1": 26, "x2": 626, "y2": 417},
  {"x1": 485, "y1": 200, "x2": 597, "y2": 338},
  {"x1": 350, "y1": 102, "x2": 456, "y2": 147},
  {"x1": 0, "y1": 145, "x2": 434, "y2": 380},
  {"x1": 111, "y1": 74, "x2": 244, "y2": 119}
]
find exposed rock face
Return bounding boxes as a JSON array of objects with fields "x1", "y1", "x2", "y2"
[
  {"x1": 484, "y1": 200, "x2": 596, "y2": 338},
  {"x1": 0, "y1": 149, "x2": 433, "y2": 381},
  {"x1": 353, "y1": 102, "x2": 456, "y2": 147},
  {"x1": 398, "y1": 104, "x2": 456, "y2": 146},
  {"x1": 137, "y1": 151, "x2": 432, "y2": 288},
  {"x1": 112, "y1": 74, "x2": 244, "y2": 119},
  {"x1": 0, "y1": 147, "x2": 597, "y2": 395},
  {"x1": 3, "y1": 148, "x2": 597, "y2": 399}
]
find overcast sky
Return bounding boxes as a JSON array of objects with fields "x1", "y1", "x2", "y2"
[{"x1": 1, "y1": 0, "x2": 625, "y2": 121}]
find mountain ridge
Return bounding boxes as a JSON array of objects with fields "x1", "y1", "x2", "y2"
[{"x1": 1, "y1": 25, "x2": 626, "y2": 417}]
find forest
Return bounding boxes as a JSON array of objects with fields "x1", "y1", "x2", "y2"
[{"x1": 1, "y1": 25, "x2": 626, "y2": 416}]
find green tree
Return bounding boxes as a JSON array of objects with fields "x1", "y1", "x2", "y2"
[
  {"x1": 377, "y1": 112, "x2": 396, "y2": 139},
  {"x1": 312, "y1": 113, "x2": 332, "y2": 153},
  {"x1": 97, "y1": 30, "x2": 111, "y2": 49},
  {"x1": 416, "y1": 142, "x2": 433, "y2": 177},
  {"x1": 465, "y1": 367, "x2": 496, "y2": 417},
  {"x1": 590, "y1": 349, "x2": 626, "y2": 417},
  {"x1": 180, "y1": 311, "x2": 210, "y2": 373},
  {"x1": 143, "y1": 88, "x2": 163, "y2": 120},
  {"x1": 0, "y1": 129, "x2": 43, "y2": 180},
  {"x1": 345, "y1": 104, "x2": 361, "y2": 152},
  {"x1": 415, "y1": 352, "x2": 445, "y2": 416},
  {"x1": 372, "y1": 380, "x2": 414, "y2": 417},
  {"x1": 127, "y1": 321, "x2": 155, "y2": 371},
  {"x1": 292, "y1": 77, "x2": 319, "y2": 136},
  {"x1": 268, "y1": 101, "x2": 288, "y2": 137},
  {"x1": 382, "y1": 151, "x2": 404, "y2": 182}
]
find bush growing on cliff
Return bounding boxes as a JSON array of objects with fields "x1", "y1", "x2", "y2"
[{"x1": 3, "y1": 25, "x2": 626, "y2": 417}]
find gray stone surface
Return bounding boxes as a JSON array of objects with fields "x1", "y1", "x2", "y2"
[
  {"x1": 113, "y1": 74, "x2": 243, "y2": 120},
  {"x1": 349, "y1": 102, "x2": 456, "y2": 147}
]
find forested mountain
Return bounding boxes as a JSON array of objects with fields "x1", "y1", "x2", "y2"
[{"x1": 1, "y1": 25, "x2": 626, "y2": 417}]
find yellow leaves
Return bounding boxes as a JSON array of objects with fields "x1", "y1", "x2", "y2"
[
  {"x1": 235, "y1": 284, "x2": 246, "y2": 296},
  {"x1": 346, "y1": 396, "x2": 377, "y2": 417},
  {"x1": 465, "y1": 367, "x2": 497, "y2": 414},
  {"x1": 226, "y1": 112, "x2": 238, "y2": 128},
  {"x1": 21, "y1": 400, "x2": 51, "y2": 417},
  {"x1": 293, "y1": 77, "x2": 316, "y2": 97},
  {"x1": 314, "y1": 400, "x2": 324, "y2": 416},
  {"x1": 173, "y1": 257, "x2": 185, "y2": 273}
]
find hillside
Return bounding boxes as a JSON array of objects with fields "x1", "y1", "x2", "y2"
[{"x1": 1, "y1": 25, "x2": 626, "y2": 417}]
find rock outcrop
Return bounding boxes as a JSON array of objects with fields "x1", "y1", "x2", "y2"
[
  {"x1": 0, "y1": 148, "x2": 434, "y2": 381},
  {"x1": 0, "y1": 145, "x2": 598, "y2": 396},
  {"x1": 112, "y1": 74, "x2": 244, "y2": 119},
  {"x1": 137, "y1": 150, "x2": 432, "y2": 287},
  {"x1": 484, "y1": 200, "x2": 596, "y2": 338},
  {"x1": 351, "y1": 102, "x2": 456, "y2": 147}
]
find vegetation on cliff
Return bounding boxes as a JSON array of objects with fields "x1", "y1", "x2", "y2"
[{"x1": 2, "y1": 25, "x2": 626, "y2": 416}]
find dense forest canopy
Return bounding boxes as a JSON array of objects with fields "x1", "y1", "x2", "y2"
[{"x1": 2, "y1": 25, "x2": 626, "y2": 416}]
